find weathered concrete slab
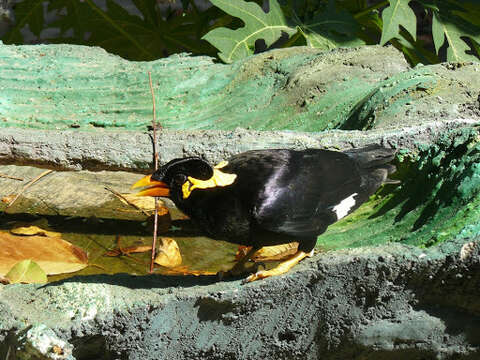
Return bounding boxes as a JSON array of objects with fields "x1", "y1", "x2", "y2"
[
  {"x1": 0, "y1": 166, "x2": 145, "y2": 220},
  {"x1": 0, "y1": 119, "x2": 477, "y2": 172}
]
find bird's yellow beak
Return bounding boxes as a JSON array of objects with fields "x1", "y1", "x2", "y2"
[{"x1": 131, "y1": 174, "x2": 170, "y2": 197}]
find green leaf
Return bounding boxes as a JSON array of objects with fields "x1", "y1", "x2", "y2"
[
  {"x1": 380, "y1": 0, "x2": 416, "y2": 45},
  {"x1": 472, "y1": 39, "x2": 480, "y2": 58},
  {"x1": 48, "y1": 0, "x2": 89, "y2": 40},
  {"x1": 432, "y1": 11, "x2": 479, "y2": 62},
  {"x1": 395, "y1": 27, "x2": 440, "y2": 65},
  {"x1": 3, "y1": 0, "x2": 45, "y2": 43},
  {"x1": 49, "y1": 0, "x2": 212, "y2": 60},
  {"x1": 300, "y1": 3, "x2": 365, "y2": 50},
  {"x1": 85, "y1": 0, "x2": 156, "y2": 59},
  {"x1": 202, "y1": 0, "x2": 296, "y2": 63},
  {"x1": 131, "y1": 0, "x2": 159, "y2": 27},
  {"x1": 6, "y1": 260, "x2": 47, "y2": 284}
]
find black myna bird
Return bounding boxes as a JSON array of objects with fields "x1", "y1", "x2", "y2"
[{"x1": 132, "y1": 146, "x2": 397, "y2": 282}]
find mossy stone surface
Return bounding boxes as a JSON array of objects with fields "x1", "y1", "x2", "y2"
[{"x1": 0, "y1": 44, "x2": 478, "y2": 131}]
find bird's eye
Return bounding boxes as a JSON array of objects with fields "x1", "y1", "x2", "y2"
[{"x1": 173, "y1": 174, "x2": 187, "y2": 186}]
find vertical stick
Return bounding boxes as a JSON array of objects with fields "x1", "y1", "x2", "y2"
[{"x1": 148, "y1": 71, "x2": 160, "y2": 273}]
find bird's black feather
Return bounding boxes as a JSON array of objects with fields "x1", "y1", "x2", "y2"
[{"x1": 153, "y1": 147, "x2": 397, "y2": 253}]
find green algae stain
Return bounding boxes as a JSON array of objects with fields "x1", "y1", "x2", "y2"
[
  {"x1": 339, "y1": 67, "x2": 436, "y2": 131},
  {"x1": 318, "y1": 128, "x2": 480, "y2": 250},
  {"x1": 0, "y1": 44, "x2": 442, "y2": 132}
]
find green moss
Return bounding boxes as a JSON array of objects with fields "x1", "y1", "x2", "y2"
[{"x1": 318, "y1": 127, "x2": 480, "y2": 250}]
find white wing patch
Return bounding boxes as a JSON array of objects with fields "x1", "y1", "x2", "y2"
[{"x1": 332, "y1": 193, "x2": 358, "y2": 220}]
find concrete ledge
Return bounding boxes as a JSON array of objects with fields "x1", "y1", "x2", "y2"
[{"x1": 0, "y1": 119, "x2": 478, "y2": 172}]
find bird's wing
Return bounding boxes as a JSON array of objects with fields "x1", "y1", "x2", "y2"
[{"x1": 252, "y1": 149, "x2": 364, "y2": 238}]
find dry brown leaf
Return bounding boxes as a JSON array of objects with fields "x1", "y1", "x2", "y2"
[
  {"x1": 10, "y1": 225, "x2": 62, "y2": 238},
  {"x1": 162, "y1": 266, "x2": 216, "y2": 276},
  {"x1": 2, "y1": 194, "x2": 16, "y2": 204},
  {"x1": 235, "y1": 246, "x2": 251, "y2": 261},
  {"x1": 52, "y1": 345, "x2": 64, "y2": 356},
  {"x1": 118, "y1": 193, "x2": 168, "y2": 213},
  {"x1": 236, "y1": 243, "x2": 299, "y2": 262},
  {"x1": 254, "y1": 243, "x2": 299, "y2": 261},
  {"x1": 104, "y1": 245, "x2": 152, "y2": 257},
  {"x1": 154, "y1": 237, "x2": 182, "y2": 268},
  {"x1": 0, "y1": 232, "x2": 88, "y2": 276}
]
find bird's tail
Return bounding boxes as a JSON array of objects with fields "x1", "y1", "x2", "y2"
[{"x1": 345, "y1": 145, "x2": 399, "y2": 190}]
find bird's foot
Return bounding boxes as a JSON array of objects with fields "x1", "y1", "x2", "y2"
[{"x1": 243, "y1": 250, "x2": 313, "y2": 283}]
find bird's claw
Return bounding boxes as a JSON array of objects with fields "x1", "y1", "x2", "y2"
[{"x1": 242, "y1": 270, "x2": 268, "y2": 283}]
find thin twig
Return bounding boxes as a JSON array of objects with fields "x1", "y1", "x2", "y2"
[
  {"x1": 87, "y1": 263, "x2": 108, "y2": 272},
  {"x1": 104, "y1": 186, "x2": 150, "y2": 217},
  {"x1": 6, "y1": 169, "x2": 53, "y2": 209},
  {"x1": 103, "y1": 235, "x2": 148, "y2": 265},
  {"x1": 0, "y1": 173, "x2": 24, "y2": 181},
  {"x1": 148, "y1": 71, "x2": 161, "y2": 273},
  {"x1": 149, "y1": 75, "x2": 159, "y2": 172}
]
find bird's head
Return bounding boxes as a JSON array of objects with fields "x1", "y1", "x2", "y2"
[{"x1": 131, "y1": 157, "x2": 213, "y2": 202}]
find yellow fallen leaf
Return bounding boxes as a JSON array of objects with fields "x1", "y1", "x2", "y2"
[
  {"x1": 52, "y1": 345, "x2": 64, "y2": 356},
  {"x1": 154, "y1": 237, "x2": 182, "y2": 268},
  {"x1": 118, "y1": 193, "x2": 168, "y2": 212},
  {"x1": 6, "y1": 259, "x2": 47, "y2": 284},
  {"x1": 162, "y1": 266, "x2": 216, "y2": 276},
  {"x1": 0, "y1": 232, "x2": 88, "y2": 276},
  {"x1": 254, "y1": 243, "x2": 299, "y2": 261},
  {"x1": 10, "y1": 225, "x2": 61, "y2": 238},
  {"x1": 1, "y1": 194, "x2": 16, "y2": 204},
  {"x1": 236, "y1": 243, "x2": 299, "y2": 262}
]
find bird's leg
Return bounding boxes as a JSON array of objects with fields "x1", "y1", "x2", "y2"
[
  {"x1": 244, "y1": 249, "x2": 314, "y2": 283},
  {"x1": 218, "y1": 246, "x2": 260, "y2": 279}
]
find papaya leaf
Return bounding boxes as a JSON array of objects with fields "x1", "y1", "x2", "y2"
[
  {"x1": 452, "y1": 4, "x2": 480, "y2": 28},
  {"x1": 43, "y1": 0, "x2": 212, "y2": 60},
  {"x1": 6, "y1": 260, "x2": 47, "y2": 284},
  {"x1": 83, "y1": 0, "x2": 156, "y2": 60},
  {"x1": 47, "y1": 0, "x2": 92, "y2": 41},
  {"x1": 380, "y1": 0, "x2": 416, "y2": 45},
  {"x1": 3, "y1": 0, "x2": 45, "y2": 43},
  {"x1": 202, "y1": 0, "x2": 296, "y2": 63},
  {"x1": 432, "y1": 11, "x2": 480, "y2": 62},
  {"x1": 472, "y1": 39, "x2": 480, "y2": 58},
  {"x1": 300, "y1": 3, "x2": 365, "y2": 50}
]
